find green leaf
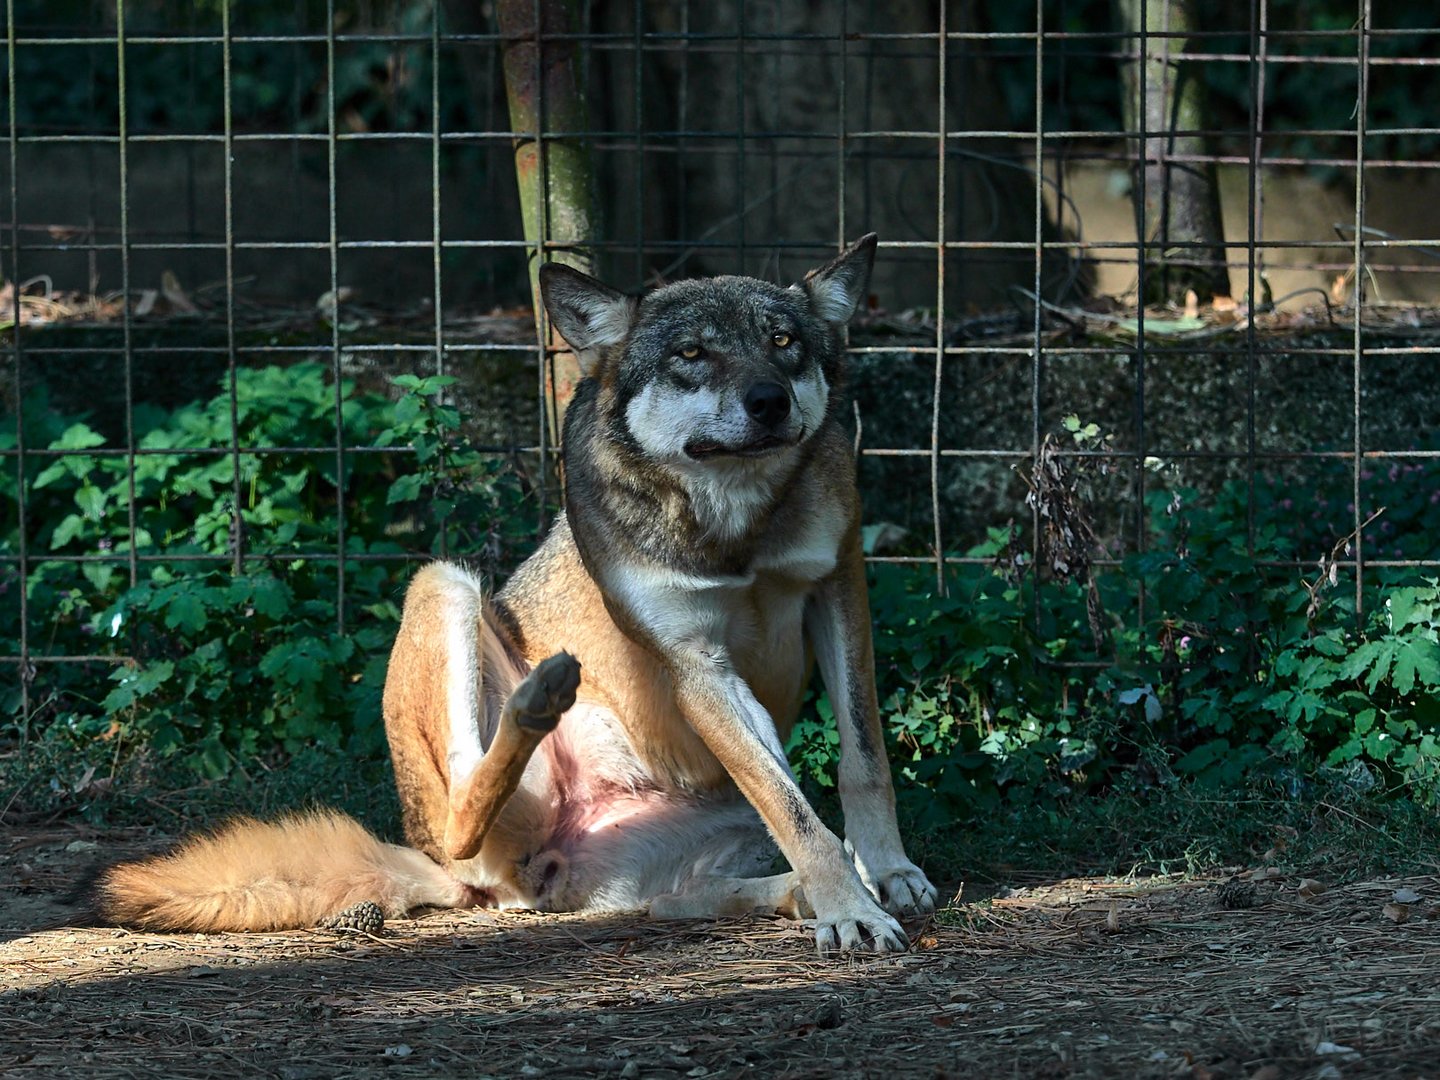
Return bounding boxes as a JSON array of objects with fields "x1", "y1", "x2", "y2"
[
  {"x1": 1392, "y1": 639, "x2": 1440, "y2": 696},
  {"x1": 1337, "y1": 639, "x2": 1394, "y2": 691},
  {"x1": 1386, "y1": 589, "x2": 1435, "y2": 630},
  {"x1": 74, "y1": 485, "x2": 107, "y2": 520},
  {"x1": 251, "y1": 575, "x2": 295, "y2": 619},
  {"x1": 33, "y1": 461, "x2": 71, "y2": 488},
  {"x1": 51, "y1": 514, "x2": 86, "y2": 548},
  {"x1": 393, "y1": 394, "x2": 422, "y2": 424},
  {"x1": 82, "y1": 562, "x2": 115, "y2": 594},
  {"x1": 161, "y1": 588, "x2": 220, "y2": 635},
  {"x1": 1363, "y1": 730, "x2": 1393, "y2": 761},
  {"x1": 1174, "y1": 738, "x2": 1230, "y2": 775},
  {"x1": 102, "y1": 660, "x2": 175, "y2": 711},
  {"x1": 260, "y1": 637, "x2": 330, "y2": 686},
  {"x1": 53, "y1": 423, "x2": 106, "y2": 451},
  {"x1": 387, "y1": 474, "x2": 425, "y2": 505}
]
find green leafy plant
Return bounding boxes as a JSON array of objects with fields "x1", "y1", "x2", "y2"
[
  {"x1": 2, "y1": 363, "x2": 533, "y2": 780},
  {"x1": 788, "y1": 441, "x2": 1440, "y2": 822}
]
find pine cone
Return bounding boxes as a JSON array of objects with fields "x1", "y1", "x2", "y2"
[
  {"x1": 1215, "y1": 878, "x2": 1258, "y2": 910},
  {"x1": 319, "y1": 901, "x2": 386, "y2": 934}
]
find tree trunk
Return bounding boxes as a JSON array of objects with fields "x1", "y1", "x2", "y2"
[
  {"x1": 1119, "y1": 0, "x2": 1231, "y2": 304},
  {"x1": 587, "y1": 0, "x2": 1069, "y2": 313},
  {"x1": 495, "y1": 0, "x2": 598, "y2": 441}
]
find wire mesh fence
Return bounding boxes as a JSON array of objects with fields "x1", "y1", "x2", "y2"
[{"x1": 3, "y1": 1, "x2": 1439, "y2": 727}]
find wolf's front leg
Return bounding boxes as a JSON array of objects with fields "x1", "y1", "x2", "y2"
[
  {"x1": 669, "y1": 652, "x2": 908, "y2": 956},
  {"x1": 805, "y1": 537, "x2": 939, "y2": 919}
]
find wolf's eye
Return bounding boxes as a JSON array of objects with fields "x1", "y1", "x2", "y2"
[
  {"x1": 678, "y1": 345, "x2": 702, "y2": 360},
  {"x1": 772, "y1": 332, "x2": 793, "y2": 348}
]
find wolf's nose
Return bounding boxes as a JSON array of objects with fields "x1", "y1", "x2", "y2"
[{"x1": 744, "y1": 382, "x2": 791, "y2": 428}]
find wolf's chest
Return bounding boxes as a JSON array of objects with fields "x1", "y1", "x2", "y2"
[{"x1": 602, "y1": 510, "x2": 841, "y2": 667}]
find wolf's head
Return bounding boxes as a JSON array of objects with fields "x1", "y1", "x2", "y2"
[{"x1": 540, "y1": 235, "x2": 876, "y2": 471}]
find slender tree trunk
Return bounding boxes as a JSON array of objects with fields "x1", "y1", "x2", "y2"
[
  {"x1": 495, "y1": 0, "x2": 597, "y2": 441},
  {"x1": 1119, "y1": 0, "x2": 1231, "y2": 303}
]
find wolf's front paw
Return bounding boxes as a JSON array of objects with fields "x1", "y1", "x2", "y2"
[
  {"x1": 846, "y1": 841, "x2": 939, "y2": 917},
  {"x1": 509, "y1": 652, "x2": 581, "y2": 732},
  {"x1": 812, "y1": 893, "x2": 909, "y2": 957}
]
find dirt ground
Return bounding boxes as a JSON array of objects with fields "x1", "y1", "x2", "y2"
[{"x1": 1, "y1": 825, "x2": 1436, "y2": 1080}]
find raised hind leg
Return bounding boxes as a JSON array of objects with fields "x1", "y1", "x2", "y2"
[
  {"x1": 443, "y1": 650, "x2": 580, "y2": 860},
  {"x1": 384, "y1": 563, "x2": 577, "y2": 882}
]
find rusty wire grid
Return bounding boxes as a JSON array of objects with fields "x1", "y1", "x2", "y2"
[{"x1": 3, "y1": 1, "x2": 1439, "y2": 718}]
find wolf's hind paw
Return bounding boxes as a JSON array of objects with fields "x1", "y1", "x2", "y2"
[{"x1": 509, "y1": 652, "x2": 582, "y2": 732}]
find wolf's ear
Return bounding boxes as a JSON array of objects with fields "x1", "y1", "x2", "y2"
[
  {"x1": 799, "y1": 233, "x2": 877, "y2": 326},
  {"x1": 539, "y1": 263, "x2": 637, "y2": 374}
]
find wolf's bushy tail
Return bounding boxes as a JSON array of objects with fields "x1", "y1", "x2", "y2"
[{"x1": 93, "y1": 810, "x2": 474, "y2": 932}]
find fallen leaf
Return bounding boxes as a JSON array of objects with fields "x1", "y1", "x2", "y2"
[
  {"x1": 1382, "y1": 902, "x2": 1409, "y2": 924},
  {"x1": 71, "y1": 765, "x2": 97, "y2": 794},
  {"x1": 1315, "y1": 1041, "x2": 1357, "y2": 1056},
  {"x1": 1113, "y1": 315, "x2": 1207, "y2": 337},
  {"x1": 316, "y1": 286, "x2": 355, "y2": 318},
  {"x1": 160, "y1": 270, "x2": 198, "y2": 314},
  {"x1": 1297, "y1": 878, "x2": 1327, "y2": 899}
]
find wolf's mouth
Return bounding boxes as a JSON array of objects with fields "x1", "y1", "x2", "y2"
[{"x1": 684, "y1": 434, "x2": 792, "y2": 460}]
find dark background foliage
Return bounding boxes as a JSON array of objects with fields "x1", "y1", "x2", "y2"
[{"x1": 2, "y1": 0, "x2": 1438, "y2": 837}]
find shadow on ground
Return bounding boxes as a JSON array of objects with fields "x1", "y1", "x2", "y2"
[{"x1": 2, "y1": 825, "x2": 1436, "y2": 1079}]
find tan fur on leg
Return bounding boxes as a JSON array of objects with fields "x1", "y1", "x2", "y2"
[
  {"x1": 444, "y1": 652, "x2": 581, "y2": 860},
  {"x1": 649, "y1": 871, "x2": 811, "y2": 920}
]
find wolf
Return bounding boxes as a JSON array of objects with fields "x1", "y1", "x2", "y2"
[{"x1": 94, "y1": 234, "x2": 938, "y2": 955}]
